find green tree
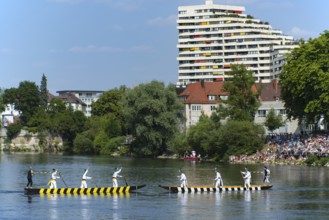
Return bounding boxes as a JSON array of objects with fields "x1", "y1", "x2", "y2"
[
  {"x1": 218, "y1": 64, "x2": 260, "y2": 122},
  {"x1": 264, "y1": 108, "x2": 284, "y2": 133},
  {"x1": 47, "y1": 98, "x2": 67, "y2": 117},
  {"x1": 40, "y1": 74, "x2": 48, "y2": 110},
  {"x1": 122, "y1": 81, "x2": 184, "y2": 157},
  {"x1": 3, "y1": 81, "x2": 41, "y2": 125},
  {"x1": 280, "y1": 31, "x2": 329, "y2": 123},
  {"x1": 186, "y1": 113, "x2": 217, "y2": 156},
  {"x1": 0, "y1": 88, "x2": 5, "y2": 113},
  {"x1": 52, "y1": 110, "x2": 87, "y2": 152},
  {"x1": 73, "y1": 133, "x2": 94, "y2": 154},
  {"x1": 91, "y1": 89, "x2": 124, "y2": 120},
  {"x1": 6, "y1": 123, "x2": 22, "y2": 141},
  {"x1": 167, "y1": 132, "x2": 188, "y2": 156},
  {"x1": 213, "y1": 120, "x2": 265, "y2": 160}
]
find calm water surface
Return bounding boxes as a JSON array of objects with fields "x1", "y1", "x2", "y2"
[{"x1": 1, "y1": 152, "x2": 329, "y2": 220}]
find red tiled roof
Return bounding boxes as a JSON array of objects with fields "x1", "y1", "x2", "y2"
[
  {"x1": 256, "y1": 80, "x2": 281, "y2": 102},
  {"x1": 179, "y1": 80, "x2": 279, "y2": 104},
  {"x1": 178, "y1": 81, "x2": 228, "y2": 104}
]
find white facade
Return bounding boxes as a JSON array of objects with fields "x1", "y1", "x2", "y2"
[
  {"x1": 57, "y1": 90, "x2": 104, "y2": 117},
  {"x1": 0, "y1": 104, "x2": 20, "y2": 127},
  {"x1": 254, "y1": 101, "x2": 299, "y2": 135},
  {"x1": 177, "y1": 0, "x2": 298, "y2": 85}
]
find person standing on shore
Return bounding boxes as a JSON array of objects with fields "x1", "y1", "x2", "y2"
[
  {"x1": 214, "y1": 169, "x2": 223, "y2": 187},
  {"x1": 241, "y1": 167, "x2": 251, "y2": 189},
  {"x1": 26, "y1": 167, "x2": 33, "y2": 188},
  {"x1": 81, "y1": 169, "x2": 92, "y2": 188},
  {"x1": 263, "y1": 166, "x2": 270, "y2": 183}
]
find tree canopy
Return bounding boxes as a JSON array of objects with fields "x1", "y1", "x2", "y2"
[
  {"x1": 217, "y1": 64, "x2": 260, "y2": 122},
  {"x1": 0, "y1": 88, "x2": 5, "y2": 113},
  {"x1": 40, "y1": 74, "x2": 48, "y2": 110},
  {"x1": 280, "y1": 31, "x2": 329, "y2": 123},
  {"x1": 122, "y1": 81, "x2": 184, "y2": 157},
  {"x1": 91, "y1": 89, "x2": 124, "y2": 120},
  {"x1": 3, "y1": 81, "x2": 41, "y2": 125},
  {"x1": 264, "y1": 108, "x2": 284, "y2": 133}
]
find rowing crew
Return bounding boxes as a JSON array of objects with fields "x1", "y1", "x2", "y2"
[
  {"x1": 178, "y1": 166, "x2": 271, "y2": 188},
  {"x1": 26, "y1": 167, "x2": 126, "y2": 189}
]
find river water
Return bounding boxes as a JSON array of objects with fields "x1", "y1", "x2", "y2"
[{"x1": 1, "y1": 152, "x2": 329, "y2": 220}]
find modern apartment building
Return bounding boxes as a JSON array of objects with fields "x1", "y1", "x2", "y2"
[
  {"x1": 177, "y1": 0, "x2": 299, "y2": 85},
  {"x1": 56, "y1": 90, "x2": 104, "y2": 117}
]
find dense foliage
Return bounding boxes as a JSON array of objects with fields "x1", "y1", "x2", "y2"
[
  {"x1": 217, "y1": 64, "x2": 260, "y2": 122},
  {"x1": 213, "y1": 120, "x2": 265, "y2": 160},
  {"x1": 264, "y1": 108, "x2": 284, "y2": 133},
  {"x1": 1, "y1": 73, "x2": 265, "y2": 159},
  {"x1": 280, "y1": 31, "x2": 329, "y2": 124},
  {"x1": 40, "y1": 74, "x2": 48, "y2": 110},
  {"x1": 122, "y1": 81, "x2": 184, "y2": 157},
  {"x1": 3, "y1": 81, "x2": 41, "y2": 125}
]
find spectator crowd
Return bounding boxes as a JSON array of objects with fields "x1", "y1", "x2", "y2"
[{"x1": 230, "y1": 133, "x2": 329, "y2": 164}]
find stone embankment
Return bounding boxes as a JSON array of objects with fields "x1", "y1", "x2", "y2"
[{"x1": 0, "y1": 128, "x2": 63, "y2": 152}]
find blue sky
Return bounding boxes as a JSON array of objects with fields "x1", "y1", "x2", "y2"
[{"x1": 1, "y1": 0, "x2": 328, "y2": 94}]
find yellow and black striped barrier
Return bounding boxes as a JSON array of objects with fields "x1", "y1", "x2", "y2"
[
  {"x1": 25, "y1": 185, "x2": 146, "y2": 195},
  {"x1": 159, "y1": 184, "x2": 272, "y2": 193}
]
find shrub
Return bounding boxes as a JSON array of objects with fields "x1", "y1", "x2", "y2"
[{"x1": 6, "y1": 123, "x2": 22, "y2": 141}]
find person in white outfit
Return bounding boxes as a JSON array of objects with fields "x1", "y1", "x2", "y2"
[
  {"x1": 112, "y1": 167, "x2": 122, "y2": 187},
  {"x1": 48, "y1": 169, "x2": 60, "y2": 189},
  {"x1": 241, "y1": 168, "x2": 251, "y2": 188},
  {"x1": 178, "y1": 170, "x2": 188, "y2": 188},
  {"x1": 214, "y1": 170, "x2": 223, "y2": 187},
  {"x1": 81, "y1": 169, "x2": 92, "y2": 188}
]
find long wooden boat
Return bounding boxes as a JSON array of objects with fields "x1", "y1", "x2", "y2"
[
  {"x1": 159, "y1": 184, "x2": 272, "y2": 193},
  {"x1": 24, "y1": 184, "x2": 146, "y2": 195}
]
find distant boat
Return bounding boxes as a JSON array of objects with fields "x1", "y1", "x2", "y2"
[
  {"x1": 159, "y1": 184, "x2": 272, "y2": 193},
  {"x1": 183, "y1": 157, "x2": 201, "y2": 161},
  {"x1": 24, "y1": 184, "x2": 146, "y2": 195}
]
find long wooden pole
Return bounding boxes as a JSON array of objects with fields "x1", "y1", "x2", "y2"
[{"x1": 58, "y1": 172, "x2": 68, "y2": 188}]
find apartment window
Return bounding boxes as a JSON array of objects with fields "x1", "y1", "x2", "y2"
[
  {"x1": 210, "y1": 105, "x2": 217, "y2": 111},
  {"x1": 258, "y1": 110, "x2": 266, "y2": 117},
  {"x1": 280, "y1": 109, "x2": 286, "y2": 116},
  {"x1": 208, "y1": 96, "x2": 216, "y2": 101}
]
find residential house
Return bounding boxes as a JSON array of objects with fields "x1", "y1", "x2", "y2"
[{"x1": 178, "y1": 80, "x2": 300, "y2": 134}]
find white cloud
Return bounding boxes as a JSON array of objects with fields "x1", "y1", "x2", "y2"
[
  {"x1": 147, "y1": 15, "x2": 176, "y2": 27},
  {"x1": 287, "y1": 27, "x2": 314, "y2": 39},
  {"x1": 69, "y1": 45, "x2": 122, "y2": 53}
]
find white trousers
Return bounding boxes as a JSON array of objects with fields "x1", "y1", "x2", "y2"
[{"x1": 81, "y1": 180, "x2": 87, "y2": 188}]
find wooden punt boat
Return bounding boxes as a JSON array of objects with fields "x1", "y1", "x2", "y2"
[
  {"x1": 24, "y1": 184, "x2": 146, "y2": 195},
  {"x1": 159, "y1": 184, "x2": 272, "y2": 193}
]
